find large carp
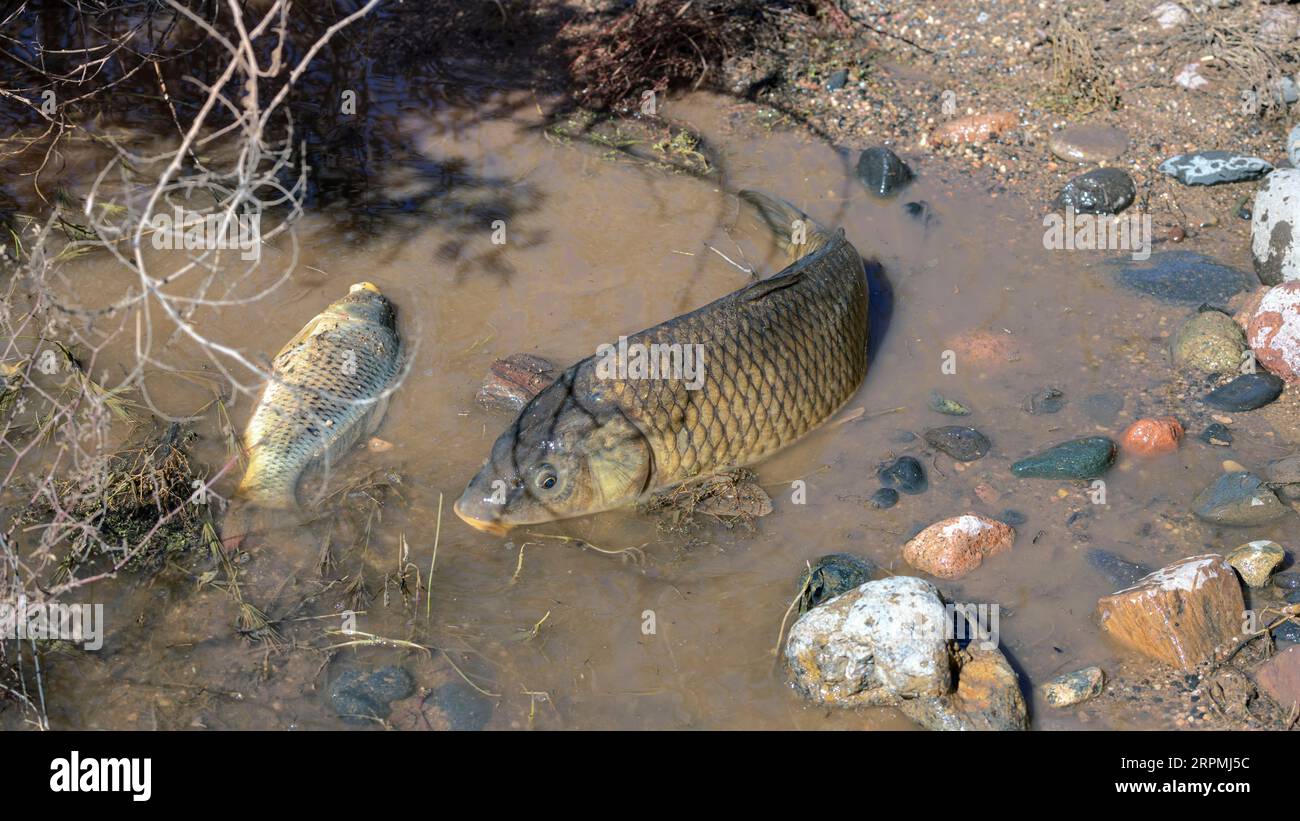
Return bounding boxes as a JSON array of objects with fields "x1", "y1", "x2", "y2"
[
  {"x1": 455, "y1": 191, "x2": 869, "y2": 535},
  {"x1": 235, "y1": 282, "x2": 401, "y2": 509}
]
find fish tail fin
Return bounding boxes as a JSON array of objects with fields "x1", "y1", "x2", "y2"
[
  {"x1": 737, "y1": 189, "x2": 832, "y2": 261},
  {"x1": 219, "y1": 500, "x2": 280, "y2": 552}
]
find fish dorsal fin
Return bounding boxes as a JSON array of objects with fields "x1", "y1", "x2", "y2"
[{"x1": 740, "y1": 268, "x2": 805, "y2": 302}]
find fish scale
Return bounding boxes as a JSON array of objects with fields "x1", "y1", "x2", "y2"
[{"x1": 585, "y1": 228, "x2": 866, "y2": 485}]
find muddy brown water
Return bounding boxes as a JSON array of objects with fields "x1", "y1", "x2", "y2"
[{"x1": 13, "y1": 88, "x2": 1296, "y2": 731}]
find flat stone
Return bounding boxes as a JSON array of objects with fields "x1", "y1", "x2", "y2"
[
  {"x1": 330, "y1": 666, "x2": 415, "y2": 724},
  {"x1": 1042, "y1": 666, "x2": 1106, "y2": 708},
  {"x1": 1081, "y1": 392, "x2": 1124, "y2": 426},
  {"x1": 1097, "y1": 555, "x2": 1245, "y2": 672},
  {"x1": 1086, "y1": 548, "x2": 1154, "y2": 589},
  {"x1": 930, "y1": 111, "x2": 1018, "y2": 146},
  {"x1": 1158, "y1": 151, "x2": 1273, "y2": 186},
  {"x1": 923, "y1": 425, "x2": 991, "y2": 461},
  {"x1": 1113, "y1": 251, "x2": 1251, "y2": 303},
  {"x1": 1048, "y1": 125, "x2": 1129, "y2": 163},
  {"x1": 1192, "y1": 471, "x2": 1290, "y2": 526},
  {"x1": 1202, "y1": 372, "x2": 1284, "y2": 411}
]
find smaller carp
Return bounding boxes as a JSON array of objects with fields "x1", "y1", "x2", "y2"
[{"x1": 236, "y1": 282, "x2": 401, "y2": 509}]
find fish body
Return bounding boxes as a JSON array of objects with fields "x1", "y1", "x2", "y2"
[
  {"x1": 236, "y1": 282, "x2": 401, "y2": 509},
  {"x1": 455, "y1": 191, "x2": 869, "y2": 534}
]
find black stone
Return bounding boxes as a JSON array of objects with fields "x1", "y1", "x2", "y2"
[
  {"x1": 1054, "y1": 167, "x2": 1136, "y2": 214},
  {"x1": 331, "y1": 666, "x2": 415, "y2": 724},
  {"x1": 1203, "y1": 373, "x2": 1285, "y2": 412},
  {"x1": 1274, "y1": 572, "x2": 1300, "y2": 591},
  {"x1": 856, "y1": 146, "x2": 914, "y2": 198},
  {"x1": 433, "y1": 681, "x2": 494, "y2": 731},
  {"x1": 877, "y1": 456, "x2": 927, "y2": 494},
  {"x1": 798, "y1": 552, "x2": 878, "y2": 613},
  {"x1": 923, "y1": 426, "x2": 991, "y2": 461},
  {"x1": 1112, "y1": 251, "x2": 1251, "y2": 303},
  {"x1": 826, "y1": 69, "x2": 848, "y2": 91}
]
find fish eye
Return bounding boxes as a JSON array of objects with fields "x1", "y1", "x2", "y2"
[{"x1": 535, "y1": 463, "x2": 558, "y2": 492}]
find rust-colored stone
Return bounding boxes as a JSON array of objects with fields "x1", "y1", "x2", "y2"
[
  {"x1": 1097, "y1": 554, "x2": 1245, "y2": 672},
  {"x1": 931, "y1": 111, "x2": 1019, "y2": 146},
  {"x1": 1246, "y1": 281, "x2": 1300, "y2": 382},
  {"x1": 474, "y1": 353, "x2": 558, "y2": 413},
  {"x1": 1254, "y1": 645, "x2": 1300, "y2": 711},
  {"x1": 1120, "y1": 416, "x2": 1184, "y2": 457}
]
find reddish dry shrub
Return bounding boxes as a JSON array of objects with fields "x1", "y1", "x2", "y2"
[{"x1": 563, "y1": 0, "x2": 822, "y2": 111}]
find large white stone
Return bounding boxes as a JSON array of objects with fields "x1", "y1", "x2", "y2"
[
  {"x1": 1252, "y1": 168, "x2": 1300, "y2": 286},
  {"x1": 785, "y1": 575, "x2": 951, "y2": 706}
]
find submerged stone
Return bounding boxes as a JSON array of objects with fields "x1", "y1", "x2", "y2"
[
  {"x1": 1172, "y1": 309, "x2": 1246, "y2": 373},
  {"x1": 331, "y1": 666, "x2": 415, "y2": 724},
  {"x1": 878, "y1": 455, "x2": 927, "y2": 494},
  {"x1": 868, "y1": 487, "x2": 899, "y2": 509},
  {"x1": 1011, "y1": 437, "x2": 1117, "y2": 479},
  {"x1": 1113, "y1": 251, "x2": 1251, "y2": 303},
  {"x1": 924, "y1": 426, "x2": 991, "y2": 461},
  {"x1": 856, "y1": 146, "x2": 913, "y2": 197},
  {"x1": 1192, "y1": 471, "x2": 1290, "y2": 526},
  {"x1": 1086, "y1": 548, "x2": 1153, "y2": 589},
  {"x1": 797, "y1": 552, "x2": 878, "y2": 614}
]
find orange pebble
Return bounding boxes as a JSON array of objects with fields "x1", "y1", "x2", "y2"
[{"x1": 1121, "y1": 417, "x2": 1184, "y2": 457}]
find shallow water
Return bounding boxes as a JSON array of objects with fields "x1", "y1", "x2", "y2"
[{"x1": 18, "y1": 81, "x2": 1297, "y2": 731}]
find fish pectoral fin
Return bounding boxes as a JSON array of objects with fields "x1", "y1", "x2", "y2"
[{"x1": 273, "y1": 314, "x2": 329, "y2": 360}]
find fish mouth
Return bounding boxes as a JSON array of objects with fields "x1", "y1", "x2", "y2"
[{"x1": 453, "y1": 500, "x2": 512, "y2": 536}]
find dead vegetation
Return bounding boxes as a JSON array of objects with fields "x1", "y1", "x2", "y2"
[
  {"x1": 1162, "y1": 4, "x2": 1300, "y2": 120},
  {"x1": 1041, "y1": 12, "x2": 1120, "y2": 113}
]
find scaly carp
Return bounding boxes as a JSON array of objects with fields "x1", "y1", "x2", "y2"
[
  {"x1": 236, "y1": 282, "x2": 401, "y2": 509},
  {"x1": 455, "y1": 191, "x2": 869, "y2": 534}
]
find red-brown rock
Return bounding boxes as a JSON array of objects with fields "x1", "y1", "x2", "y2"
[
  {"x1": 1097, "y1": 554, "x2": 1245, "y2": 672},
  {"x1": 1246, "y1": 281, "x2": 1300, "y2": 382},
  {"x1": 931, "y1": 111, "x2": 1018, "y2": 146},
  {"x1": 902, "y1": 514, "x2": 1015, "y2": 579},
  {"x1": 1254, "y1": 645, "x2": 1300, "y2": 711}
]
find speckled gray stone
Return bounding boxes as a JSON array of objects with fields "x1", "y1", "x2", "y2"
[{"x1": 1159, "y1": 151, "x2": 1273, "y2": 186}]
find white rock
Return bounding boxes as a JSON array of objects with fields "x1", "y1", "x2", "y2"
[
  {"x1": 1174, "y1": 62, "x2": 1208, "y2": 91},
  {"x1": 1252, "y1": 168, "x2": 1300, "y2": 286},
  {"x1": 1151, "y1": 2, "x2": 1188, "y2": 30},
  {"x1": 785, "y1": 576, "x2": 951, "y2": 706}
]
